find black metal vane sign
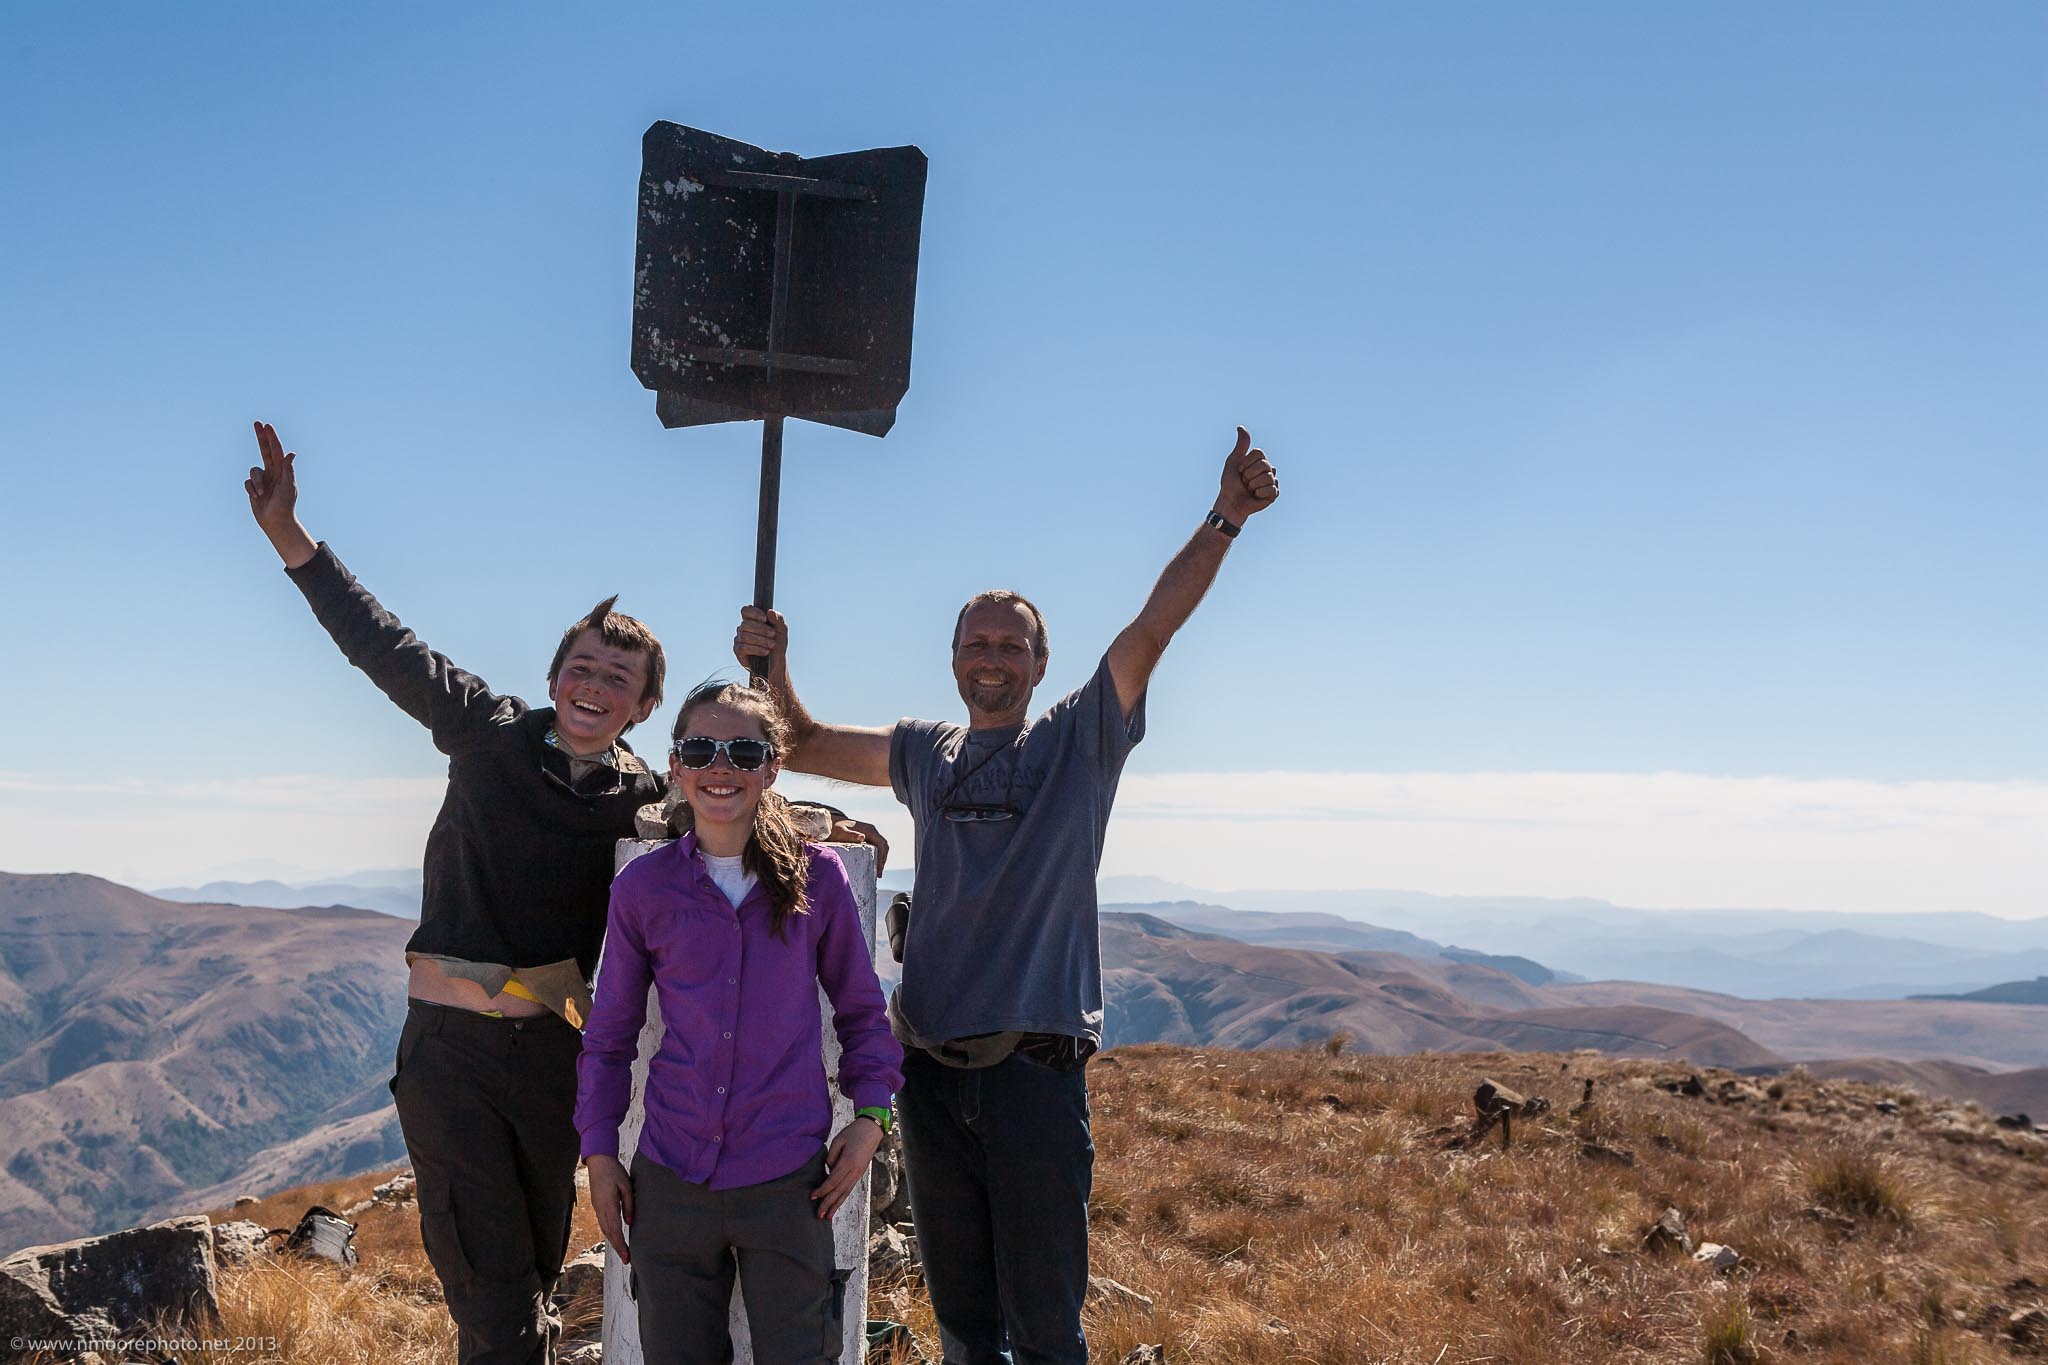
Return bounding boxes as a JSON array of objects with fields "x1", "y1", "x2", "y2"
[{"x1": 630, "y1": 122, "x2": 927, "y2": 660}]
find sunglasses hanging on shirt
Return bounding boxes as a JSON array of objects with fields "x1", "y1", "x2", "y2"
[{"x1": 936, "y1": 723, "x2": 1031, "y2": 823}]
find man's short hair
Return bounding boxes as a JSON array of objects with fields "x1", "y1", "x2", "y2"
[
  {"x1": 951, "y1": 590, "x2": 1049, "y2": 662},
  {"x1": 549, "y1": 595, "x2": 666, "y2": 720}
]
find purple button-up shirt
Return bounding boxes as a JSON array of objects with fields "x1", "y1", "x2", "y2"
[{"x1": 574, "y1": 834, "x2": 904, "y2": 1189}]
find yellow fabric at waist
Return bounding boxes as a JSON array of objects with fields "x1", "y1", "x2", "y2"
[
  {"x1": 499, "y1": 976, "x2": 543, "y2": 1005},
  {"x1": 407, "y1": 954, "x2": 592, "y2": 1028}
]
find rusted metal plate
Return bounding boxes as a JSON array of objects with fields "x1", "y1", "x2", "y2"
[{"x1": 631, "y1": 122, "x2": 927, "y2": 434}]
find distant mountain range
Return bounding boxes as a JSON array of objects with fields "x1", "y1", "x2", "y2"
[
  {"x1": 170, "y1": 870, "x2": 2048, "y2": 1002},
  {"x1": 1098, "y1": 905, "x2": 2048, "y2": 1076},
  {"x1": 152, "y1": 874, "x2": 422, "y2": 921},
  {"x1": 1120, "y1": 900, "x2": 1579, "y2": 985},
  {"x1": 1098, "y1": 877, "x2": 2048, "y2": 1001},
  {"x1": 1911, "y1": 977, "x2": 2048, "y2": 1005}
]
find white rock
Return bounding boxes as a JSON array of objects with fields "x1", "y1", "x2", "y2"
[
  {"x1": 210, "y1": 1219, "x2": 272, "y2": 1266},
  {"x1": 1086, "y1": 1274, "x2": 1154, "y2": 1313},
  {"x1": 1692, "y1": 1242, "x2": 1740, "y2": 1273},
  {"x1": 372, "y1": 1172, "x2": 416, "y2": 1203}
]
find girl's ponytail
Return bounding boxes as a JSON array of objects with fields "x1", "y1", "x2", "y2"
[{"x1": 745, "y1": 787, "x2": 811, "y2": 938}]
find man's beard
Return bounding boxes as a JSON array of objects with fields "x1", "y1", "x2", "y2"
[{"x1": 964, "y1": 676, "x2": 1028, "y2": 716}]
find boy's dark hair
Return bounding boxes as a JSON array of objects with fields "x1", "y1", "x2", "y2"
[
  {"x1": 548, "y1": 596, "x2": 666, "y2": 727},
  {"x1": 951, "y1": 589, "x2": 1049, "y2": 662}
]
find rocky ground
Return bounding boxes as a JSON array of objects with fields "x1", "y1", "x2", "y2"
[{"x1": 6, "y1": 1045, "x2": 2046, "y2": 1363}]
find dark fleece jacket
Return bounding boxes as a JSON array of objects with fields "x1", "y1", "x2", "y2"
[{"x1": 288, "y1": 544, "x2": 666, "y2": 981}]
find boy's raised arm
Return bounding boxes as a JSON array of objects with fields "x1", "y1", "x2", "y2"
[
  {"x1": 246, "y1": 421, "x2": 318, "y2": 570},
  {"x1": 734, "y1": 606, "x2": 892, "y2": 787},
  {"x1": 247, "y1": 419, "x2": 514, "y2": 749}
]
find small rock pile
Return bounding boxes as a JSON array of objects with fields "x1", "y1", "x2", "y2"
[
  {"x1": 1445, "y1": 1078, "x2": 1553, "y2": 1149},
  {"x1": 1639, "y1": 1206, "x2": 1743, "y2": 1275},
  {"x1": 1652, "y1": 1072, "x2": 1767, "y2": 1106},
  {"x1": 1939, "y1": 1277, "x2": 2048, "y2": 1352}
]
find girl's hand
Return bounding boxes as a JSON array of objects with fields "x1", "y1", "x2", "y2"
[
  {"x1": 585, "y1": 1154, "x2": 634, "y2": 1263},
  {"x1": 811, "y1": 1117, "x2": 885, "y2": 1220}
]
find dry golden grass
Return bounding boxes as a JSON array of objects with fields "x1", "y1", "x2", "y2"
[
  {"x1": 1057, "y1": 1046, "x2": 2048, "y2": 1364},
  {"x1": 157, "y1": 1166, "x2": 610, "y2": 1365},
  {"x1": 170, "y1": 1255, "x2": 457, "y2": 1364},
  {"x1": 178, "y1": 1047, "x2": 2046, "y2": 1364},
  {"x1": 1808, "y1": 1147, "x2": 1916, "y2": 1225}
]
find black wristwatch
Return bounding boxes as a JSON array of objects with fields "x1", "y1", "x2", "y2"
[{"x1": 1204, "y1": 509, "x2": 1241, "y2": 539}]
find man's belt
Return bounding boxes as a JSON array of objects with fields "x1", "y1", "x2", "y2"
[{"x1": 1010, "y1": 1032, "x2": 1096, "y2": 1073}]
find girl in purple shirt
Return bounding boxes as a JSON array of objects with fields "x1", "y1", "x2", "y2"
[{"x1": 575, "y1": 681, "x2": 903, "y2": 1362}]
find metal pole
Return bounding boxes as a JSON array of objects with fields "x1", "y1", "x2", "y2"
[
  {"x1": 747, "y1": 415, "x2": 784, "y2": 682},
  {"x1": 748, "y1": 190, "x2": 798, "y2": 682},
  {"x1": 754, "y1": 414, "x2": 784, "y2": 613}
]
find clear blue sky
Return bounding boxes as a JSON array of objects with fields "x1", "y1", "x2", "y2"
[{"x1": 2, "y1": 5, "x2": 2042, "y2": 908}]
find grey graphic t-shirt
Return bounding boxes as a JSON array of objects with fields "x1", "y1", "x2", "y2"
[{"x1": 888, "y1": 654, "x2": 1146, "y2": 1047}]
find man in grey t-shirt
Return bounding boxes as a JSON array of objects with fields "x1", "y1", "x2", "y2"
[
  {"x1": 735, "y1": 428, "x2": 1279, "y2": 1365},
  {"x1": 886, "y1": 649, "x2": 1140, "y2": 1054}
]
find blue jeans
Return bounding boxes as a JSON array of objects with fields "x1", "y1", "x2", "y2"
[{"x1": 897, "y1": 1049, "x2": 1093, "y2": 1365}]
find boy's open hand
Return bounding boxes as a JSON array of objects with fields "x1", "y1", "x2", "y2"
[
  {"x1": 1214, "y1": 426, "x2": 1280, "y2": 525},
  {"x1": 246, "y1": 421, "x2": 317, "y2": 569},
  {"x1": 812, "y1": 1116, "x2": 884, "y2": 1220},
  {"x1": 585, "y1": 1154, "x2": 633, "y2": 1263},
  {"x1": 826, "y1": 816, "x2": 889, "y2": 875}
]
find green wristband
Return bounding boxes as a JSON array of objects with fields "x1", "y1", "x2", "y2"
[{"x1": 855, "y1": 1105, "x2": 893, "y2": 1134}]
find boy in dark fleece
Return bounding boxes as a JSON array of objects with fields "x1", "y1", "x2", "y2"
[{"x1": 246, "y1": 420, "x2": 664, "y2": 1365}]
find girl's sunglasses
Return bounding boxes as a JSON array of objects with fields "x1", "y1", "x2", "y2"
[{"x1": 670, "y1": 736, "x2": 776, "y2": 772}]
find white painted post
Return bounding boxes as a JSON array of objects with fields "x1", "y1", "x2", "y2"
[{"x1": 601, "y1": 839, "x2": 876, "y2": 1365}]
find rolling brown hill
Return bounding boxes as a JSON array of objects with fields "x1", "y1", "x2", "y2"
[
  {"x1": 1102, "y1": 914, "x2": 1784, "y2": 1068},
  {"x1": 1797, "y1": 1058, "x2": 2048, "y2": 1120},
  {"x1": 0, "y1": 873, "x2": 410, "y2": 1251},
  {"x1": 1101, "y1": 914, "x2": 2048, "y2": 1112},
  {"x1": 1544, "y1": 979, "x2": 2048, "y2": 1072}
]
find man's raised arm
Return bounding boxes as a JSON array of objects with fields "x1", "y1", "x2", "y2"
[
  {"x1": 1106, "y1": 425, "x2": 1280, "y2": 715},
  {"x1": 734, "y1": 607, "x2": 893, "y2": 787}
]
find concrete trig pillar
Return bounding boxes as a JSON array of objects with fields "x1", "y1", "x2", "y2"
[{"x1": 602, "y1": 839, "x2": 876, "y2": 1365}]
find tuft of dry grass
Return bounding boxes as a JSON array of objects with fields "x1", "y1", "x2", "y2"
[
  {"x1": 1699, "y1": 1289, "x2": 1753, "y2": 1363},
  {"x1": 1810, "y1": 1146, "x2": 1916, "y2": 1224},
  {"x1": 1969, "y1": 1184, "x2": 2034, "y2": 1263}
]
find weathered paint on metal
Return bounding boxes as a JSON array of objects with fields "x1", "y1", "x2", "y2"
[{"x1": 630, "y1": 121, "x2": 927, "y2": 435}]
